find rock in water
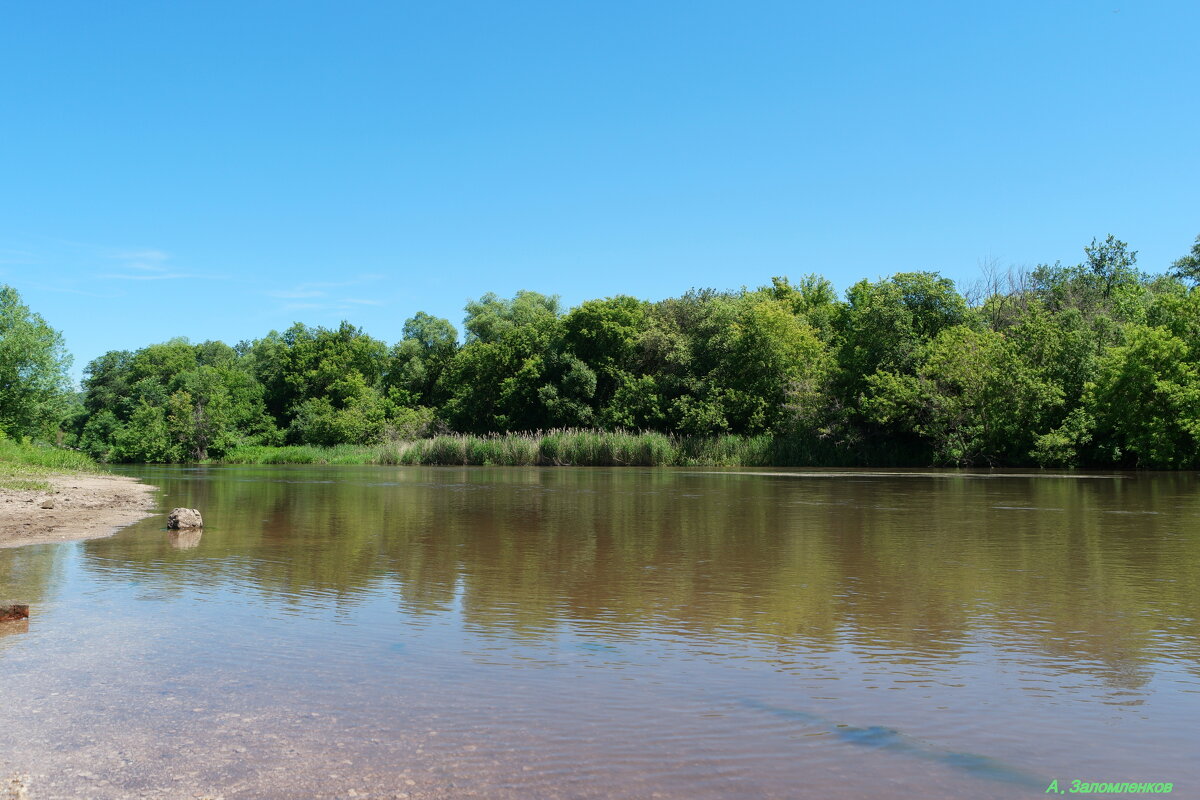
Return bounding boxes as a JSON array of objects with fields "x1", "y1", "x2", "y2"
[
  {"x1": 167, "y1": 508, "x2": 203, "y2": 529},
  {"x1": 0, "y1": 605, "x2": 30, "y2": 622}
]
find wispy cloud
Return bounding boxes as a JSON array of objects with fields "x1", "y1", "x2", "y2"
[
  {"x1": 113, "y1": 249, "x2": 171, "y2": 272},
  {"x1": 0, "y1": 249, "x2": 37, "y2": 266},
  {"x1": 3, "y1": 238, "x2": 239, "y2": 301},
  {"x1": 93, "y1": 247, "x2": 227, "y2": 282},
  {"x1": 115, "y1": 249, "x2": 169, "y2": 262},
  {"x1": 265, "y1": 274, "x2": 389, "y2": 312}
]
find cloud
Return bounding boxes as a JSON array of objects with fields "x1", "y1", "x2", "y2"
[
  {"x1": 0, "y1": 249, "x2": 36, "y2": 266},
  {"x1": 108, "y1": 248, "x2": 172, "y2": 273},
  {"x1": 112, "y1": 250, "x2": 171, "y2": 271},
  {"x1": 265, "y1": 274, "x2": 387, "y2": 307},
  {"x1": 92, "y1": 247, "x2": 226, "y2": 282}
]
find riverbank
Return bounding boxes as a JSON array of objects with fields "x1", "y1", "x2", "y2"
[
  {"x1": 0, "y1": 472, "x2": 157, "y2": 549},
  {"x1": 220, "y1": 430, "x2": 918, "y2": 468}
]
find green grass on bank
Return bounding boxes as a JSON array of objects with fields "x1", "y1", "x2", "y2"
[
  {"x1": 220, "y1": 429, "x2": 921, "y2": 468},
  {"x1": 0, "y1": 437, "x2": 98, "y2": 491}
]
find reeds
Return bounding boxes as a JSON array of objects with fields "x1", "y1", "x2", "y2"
[{"x1": 219, "y1": 429, "x2": 870, "y2": 467}]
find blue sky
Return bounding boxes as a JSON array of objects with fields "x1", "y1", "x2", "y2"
[{"x1": 2, "y1": 1, "x2": 1197, "y2": 382}]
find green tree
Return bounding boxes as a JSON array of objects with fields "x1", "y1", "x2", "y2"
[
  {"x1": 645, "y1": 290, "x2": 738, "y2": 435},
  {"x1": 0, "y1": 285, "x2": 73, "y2": 439},
  {"x1": 440, "y1": 294, "x2": 595, "y2": 432},
  {"x1": 80, "y1": 339, "x2": 279, "y2": 461},
  {"x1": 763, "y1": 274, "x2": 840, "y2": 339},
  {"x1": 563, "y1": 295, "x2": 649, "y2": 415},
  {"x1": 113, "y1": 402, "x2": 180, "y2": 462},
  {"x1": 837, "y1": 272, "x2": 969, "y2": 382},
  {"x1": 1146, "y1": 282, "x2": 1200, "y2": 361},
  {"x1": 708, "y1": 297, "x2": 832, "y2": 435},
  {"x1": 463, "y1": 290, "x2": 560, "y2": 344},
  {"x1": 1170, "y1": 234, "x2": 1200, "y2": 286},
  {"x1": 78, "y1": 409, "x2": 121, "y2": 461},
  {"x1": 1084, "y1": 234, "x2": 1139, "y2": 299},
  {"x1": 1029, "y1": 235, "x2": 1146, "y2": 323},
  {"x1": 166, "y1": 366, "x2": 237, "y2": 460},
  {"x1": 1083, "y1": 325, "x2": 1200, "y2": 467},
  {"x1": 82, "y1": 349, "x2": 135, "y2": 417},
  {"x1": 384, "y1": 312, "x2": 458, "y2": 408},
  {"x1": 864, "y1": 326, "x2": 1063, "y2": 465}
]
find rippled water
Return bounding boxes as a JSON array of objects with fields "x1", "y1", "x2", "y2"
[{"x1": 1, "y1": 466, "x2": 1197, "y2": 799}]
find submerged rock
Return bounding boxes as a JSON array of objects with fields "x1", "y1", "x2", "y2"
[
  {"x1": 167, "y1": 508, "x2": 203, "y2": 529},
  {"x1": 0, "y1": 604, "x2": 30, "y2": 622}
]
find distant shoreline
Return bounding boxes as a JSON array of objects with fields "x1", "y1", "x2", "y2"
[{"x1": 0, "y1": 473, "x2": 157, "y2": 550}]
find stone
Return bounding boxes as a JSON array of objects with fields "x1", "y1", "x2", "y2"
[
  {"x1": 0, "y1": 604, "x2": 30, "y2": 622},
  {"x1": 167, "y1": 508, "x2": 203, "y2": 529},
  {"x1": 39, "y1": 497, "x2": 55, "y2": 509}
]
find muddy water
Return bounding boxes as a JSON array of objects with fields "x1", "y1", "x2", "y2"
[{"x1": 1, "y1": 466, "x2": 1197, "y2": 799}]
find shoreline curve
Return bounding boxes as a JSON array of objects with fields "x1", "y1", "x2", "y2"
[{"x1": 0, "y1": 473, "x2": 158, "y2": 550}]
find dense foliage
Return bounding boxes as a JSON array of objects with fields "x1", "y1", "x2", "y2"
[
  {"x1": 0, "y1": 285, "x2": 74, "y2": 442},
  {"x1": 16, "y1": 234, "x2": 1200, "y2": 468}
]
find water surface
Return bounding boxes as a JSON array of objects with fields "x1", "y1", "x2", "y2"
[{"x1": 1, "y1": 466, "x2": 1197, "y2": 798}]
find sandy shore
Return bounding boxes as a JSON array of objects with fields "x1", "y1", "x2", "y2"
[{"x1": 0, "y1": 473, "x2": 158, "y2": 549}]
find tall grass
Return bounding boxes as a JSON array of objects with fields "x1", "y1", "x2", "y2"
[
  {"x1": 220, "y1": 429, "x2": 911, "y2": 468},
  {"x1": 0, "y1": 437, "x2": 98, "y2": 490},
  {"x1": 219, "y1": 444, "x2": 385, "y2": 465},
  {"x1": 0, "y1": 438, "x2": 97, "y2": 471}
]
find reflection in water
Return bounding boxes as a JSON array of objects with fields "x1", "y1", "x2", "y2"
[
  {"x1": 0, "y1": 619, "x2": 28, "y2": 641},
  {"x1": 0, "y1": 542, "x2": 65, "y2": 608},
  {"x1": 82, "y1": 467, "x2": 1200, "y2": 689},
  {"x1": 168, "y1": 529, "x2": 203, "y2": 550},
  {"x1": 0, "y1": 466, "x2": 1198, "y2": 799}
]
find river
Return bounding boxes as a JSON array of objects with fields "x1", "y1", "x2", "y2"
[{"x1": 1, "y1": 466, "x2": 1197, "y2": 798}]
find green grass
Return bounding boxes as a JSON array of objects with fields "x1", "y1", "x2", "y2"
[
  {"x1": 219, "y1": 429, "x2": 912, "y2": 468},
  {"x1": 0, "y1": 437, "x2": 99, "y2": 491}
]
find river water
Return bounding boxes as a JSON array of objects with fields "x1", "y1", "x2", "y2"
[{"x1": 1, "y1": 466, "x2": 1197, "y2": 799}]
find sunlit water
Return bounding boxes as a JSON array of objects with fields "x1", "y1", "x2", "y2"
[{"x1": 1, "y1": 466, "x2": 1197, "y2": 799}]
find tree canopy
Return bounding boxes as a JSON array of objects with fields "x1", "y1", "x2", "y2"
[
  {"x1": 0, "y1": 285, "x2": 72, "y2": 440},
  {"x1": 4, "y1": 232, "x2": 1192, "y2": 469}
]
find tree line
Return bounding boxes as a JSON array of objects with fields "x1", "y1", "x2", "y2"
[{"x1": 3, "y1": 233, "x2": 1198, "y2": 467}]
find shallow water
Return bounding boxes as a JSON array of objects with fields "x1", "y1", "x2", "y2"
[{"x1": 1, "y1": 466, "x2": 1197, "y2": 799}]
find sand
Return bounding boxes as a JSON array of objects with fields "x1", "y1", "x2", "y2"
[{"x1": 0, "y1": 473, "x2": 157, "y2": 549}]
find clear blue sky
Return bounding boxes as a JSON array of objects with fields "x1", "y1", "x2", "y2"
[{"x1": 2, "y1": 0, "x2": 1196, "y2": 383}]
